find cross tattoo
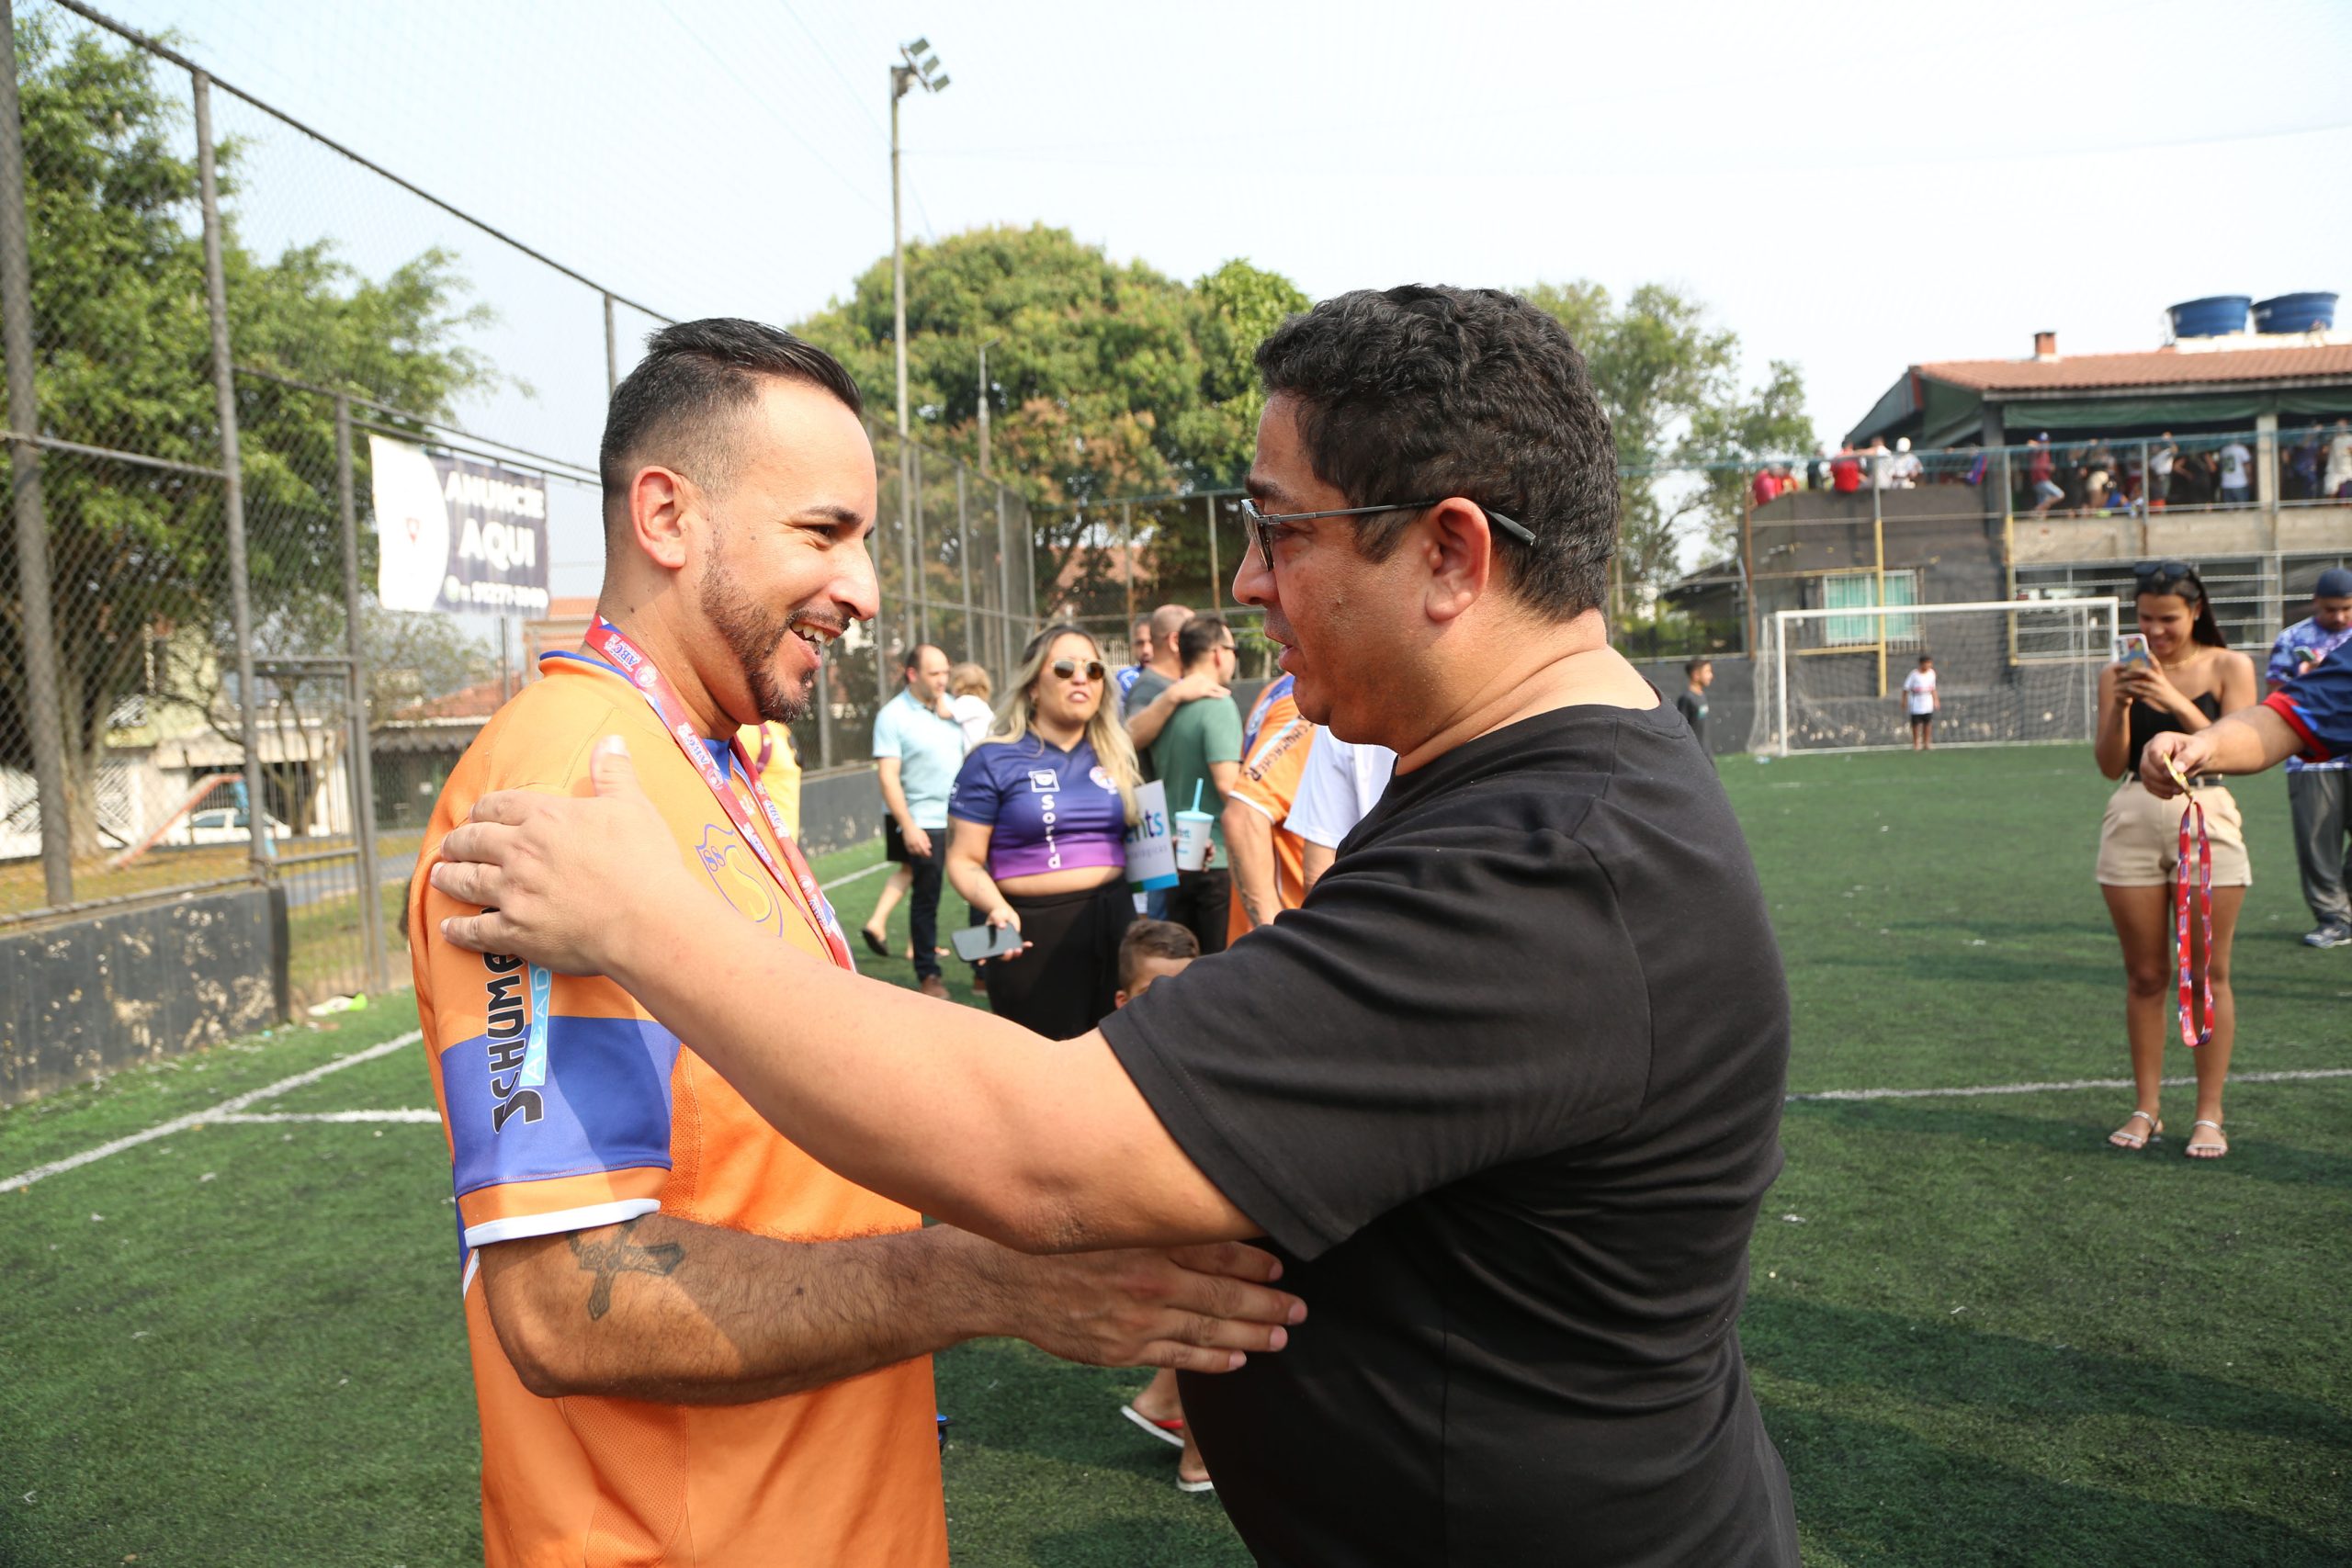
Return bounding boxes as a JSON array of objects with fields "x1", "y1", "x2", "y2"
[{"x1": 569, "y1": 1218, "x2": 684, "y2": 1320}]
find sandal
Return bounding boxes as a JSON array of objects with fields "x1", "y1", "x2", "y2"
[
  {"x1": 2109, "y1": 1109, "x2": 2161, "y2": 1150},
  {"x1": 2185, "y1": 1118, "x2": 2228, "y2": 1160}
]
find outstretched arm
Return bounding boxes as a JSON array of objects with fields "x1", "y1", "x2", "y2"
[
  {"x1": 2141, "y1": 706, "x2": 2305, "y2": 796},
  {"x1": 433, "y1": 739, "x2": 1257, "y2": 1255},
  {"x1": 481, "y1": 1213, "x2": 1300, "y2": 1404}
]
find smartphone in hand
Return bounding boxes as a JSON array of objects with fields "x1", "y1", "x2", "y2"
[
  {"x1": 2114, "y1": 632, "x2": 2154, "y2": 670},
  {"x1": 951, "y1": 923, "x2": 1026, "y2": 964}
]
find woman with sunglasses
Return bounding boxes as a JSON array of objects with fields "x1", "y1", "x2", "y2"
[
  {"x1": 2093, "y1": 560, "x2": 2256, "y2": 1158},
  {"x1": 945, "y1": 625, "x2": 1145, "y2": 1037}
]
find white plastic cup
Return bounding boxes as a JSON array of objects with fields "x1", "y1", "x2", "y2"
[{"x1": 1173, "y1": 809, "x2": 1216, "y2": 871}]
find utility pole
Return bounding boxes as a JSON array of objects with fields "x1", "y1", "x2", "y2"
[
  {"x1": 978, "y1": 336, "x2": 1000, "y2": 478},
  {"x1": 890, "y1": 39, "x2": 948, "y2": 463}
]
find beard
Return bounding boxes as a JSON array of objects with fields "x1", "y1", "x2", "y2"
[{"x1": 699, "y1": 552, "x2": 820, "y2": 727}]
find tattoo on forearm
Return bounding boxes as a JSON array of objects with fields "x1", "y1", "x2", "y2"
[{"x1": 569, "y1": 1217, "x2": 684, "y2": 1320}]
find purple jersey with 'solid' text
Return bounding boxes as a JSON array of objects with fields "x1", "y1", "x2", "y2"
[{"x1": 949, "y1": 733, "x2": 1128, "y2": 880}]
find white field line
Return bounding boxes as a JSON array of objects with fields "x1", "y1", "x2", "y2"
[
  {"x1": 0, "y1": 1030, "x2": 422, "y2": 1193},
  {"x1": 1788, "y1": 1066, "x2": 2352, "y2": 1102},
  {"x1": 208, "y1": 1109, "x2": 440, "y2": 1124},
  {"x1": 818, "y1": 858, "x2": 891, "y2": 892},
  {"x1": 0, "y1": 851, "x2": 888, "y2": 1197}
]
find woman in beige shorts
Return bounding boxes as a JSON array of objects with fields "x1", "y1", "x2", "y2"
[{"x1": 2094, "y1": 561, "x2": 2256, "y2": 1158}]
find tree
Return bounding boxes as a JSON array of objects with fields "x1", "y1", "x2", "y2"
[
  {"x1": 791, "y1": 228, "x2": 1306, "y2": 622},
  {"x1": 1523, "y1": 280, "x2": 1814, "y2": 613},
  {"x1": 0, "y1": 15, "x2": 492, "y2": 854}
]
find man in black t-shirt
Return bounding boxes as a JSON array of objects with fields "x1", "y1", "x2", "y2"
[
  {"x1": 1676, "y1": 655, "x2": 1713, "y2": 749},
  {"x1": 435, "y1": 286, "x2": 1802, "y2": 1566}
]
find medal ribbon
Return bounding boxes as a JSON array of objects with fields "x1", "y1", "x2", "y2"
[
  {"x1": 579, "y1": 618, "x2": 856, "y2": 973},
  {"x1": 2165, "y1": 758, "x2": 2213, "y2": 1048}
]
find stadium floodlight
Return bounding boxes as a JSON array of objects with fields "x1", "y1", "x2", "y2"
[{"x1": 889, "y1": 37, "x2": 952, "y2": 452}]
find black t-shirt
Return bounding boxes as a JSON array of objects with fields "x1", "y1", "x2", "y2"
[
  {"x1": 1101, "y1": 701, "x2": 1798, "y2": 1567},
  {"x1": 1675, "y1": 688, "x2": 1709, "y2": 747}
]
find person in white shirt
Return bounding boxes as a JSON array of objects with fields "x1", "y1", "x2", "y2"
[
  {"x1": 2150, "y1": 434, "x2": 2177, "y2": 511},
  {"x1": 1285, "y1": 728, "x2": 1397, "y2": 890},
  {"x1": 1903, "y1": 654, "x2": 1940, "y2": 751},
  {"x1": 1889, "y1": 437, "x2": 1923, "y2": 489},
  {"x1": 947, "y1": 661, "x2": 995, "y2": 749},
  {"x1": 2219, "y1": 440, "x2": 2253, "y2": 506},
  {"x1": 2323, "y1": 419, "x2": 2352, "y2": 502}
]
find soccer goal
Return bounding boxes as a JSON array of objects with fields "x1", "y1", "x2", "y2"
[{"x1": 1748, "y1": 597, "x2": 2120, "y2": 755}]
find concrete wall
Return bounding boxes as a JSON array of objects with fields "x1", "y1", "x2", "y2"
[
  {"x1": 1632, "y1": 657, "x2": 1756, "y2": 755},
  {"x1": 1, "y1": 885, "x2": 288, "y2": 1107}
]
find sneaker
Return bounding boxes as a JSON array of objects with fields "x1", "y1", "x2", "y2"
[
  {"x1": 2302, "y1": 923, "x2": 2352, "y2": 949},
  {"x1": 919, "y1": 975, "x2": 951, "y2": 999}
]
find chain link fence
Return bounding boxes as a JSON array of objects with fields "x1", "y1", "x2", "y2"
[{"x1": 0, "y1": 0, "x2": 1038, "y2": 1016}]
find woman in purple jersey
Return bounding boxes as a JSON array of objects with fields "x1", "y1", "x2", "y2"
[{"x1": 946, "y1": 626, "x2": 1143, "y2": 1037}]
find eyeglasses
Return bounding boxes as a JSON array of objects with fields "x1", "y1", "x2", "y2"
[
  {"x1": 1048, "y1": 658, "x2": 1106, "y2": 682},
  {"x1": 1238, "y1": 498, "x2": 1536, "y2": 570}
]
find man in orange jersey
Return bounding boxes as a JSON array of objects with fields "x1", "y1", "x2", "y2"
[
  {"x1": 1221, "y1": 671, "x2": 1316, "y2": 938},
  {"x1": 409, "y1": 320, "x2": 1301, "y2": 1567}
]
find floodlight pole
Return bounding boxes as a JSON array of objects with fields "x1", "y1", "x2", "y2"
[{"x1": 888, "y1": 41, "x2": 946, "y2": 683}]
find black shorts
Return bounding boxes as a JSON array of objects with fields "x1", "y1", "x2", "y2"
[
  {"x1": 1909, "y1": 712, "x2": 1934, "y2": 730},
  {"x1": 883, "y1": 816, "x2": 936, "y2": 864}
]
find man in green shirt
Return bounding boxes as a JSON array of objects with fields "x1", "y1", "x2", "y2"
[{"x1": 1152, "y1": 615, "x2": 1242, "y2": 953}]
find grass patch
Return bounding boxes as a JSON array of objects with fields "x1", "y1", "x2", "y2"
[{"x1": 3, "y1": 747, "x2": 2347, "y2": 1564}]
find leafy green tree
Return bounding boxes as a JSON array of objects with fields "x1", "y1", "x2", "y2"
[
  {"x1": 1523, "y1": 280, "x2": 1814, "y2": 613},
  {"x1": 792, "y1": 227, "x2": 1306, "y2": 622},
  {"x1": 0, "y1": 14, "x2": 491, "y2": 854}
]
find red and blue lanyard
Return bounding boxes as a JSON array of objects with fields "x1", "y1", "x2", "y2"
[
  {"x1": 2164, "y1": 758, "x2": 2213, "y2": 1048},
  {"x1": 581, "y1": 617, "x2": 856, "y2": 973}
]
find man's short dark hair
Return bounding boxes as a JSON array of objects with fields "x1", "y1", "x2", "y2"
[
  {"x1": 903, "y1": 643, "x2": 944, "y2": 673},
  {"x1": 1118, "y1": 919, "x2": 1199, "y2": 992},
  {"x1": 600, "y1": 318, "x2": 864, "y2": 536},
  {"x1": 1253, "y1": 286, "x2": 1618, "y2": 619},
  {"x1": 1178, "y1": 615, "x2": 1231, "y2": 670},
  {"x1": 1685, "y1": 657, "x2": 1712, "y2": 677}
]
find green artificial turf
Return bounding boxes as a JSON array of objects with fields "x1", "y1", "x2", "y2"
[{"x1": 3, "y1": 746, "x2": 2347, "y2": 1565}]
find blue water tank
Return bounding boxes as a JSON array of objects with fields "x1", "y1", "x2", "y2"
[
  {"x1": 2253, "y1": 292, "x2": 2338, "y2": 334},
  {"x1": 2168, "y1": 296, "x2": 2251, "y2": 338}
]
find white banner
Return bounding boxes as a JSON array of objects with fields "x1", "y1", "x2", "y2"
[{"x1": 371, "y1": 434, "x2": 549, "y2": 615}]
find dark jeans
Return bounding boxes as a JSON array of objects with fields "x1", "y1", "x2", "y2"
[
  {"x1": 2288, "y1": 769, "x2": 2352, "y2": 928},
  {"x1": 888, "y1": 818, "x2": 947, "y2": 980},
  {"x1": 1165, "y1": 867, "x2": 1231, "y2": 956}
]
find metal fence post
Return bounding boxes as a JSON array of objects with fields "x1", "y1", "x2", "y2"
[
  {"x1": 911, "y1": 441, "x2": 929, "y2": 645},
  {"x1": 1204, "y1": 492, "x2": 1219, "y2": 608},
  {"x1": 603, "y1": 291, "x2": 618, "y2": 395},
  {"x1": 334, "y1": 394, "x2": 385, "y2": 989},
  {"x1": 193, "y1": 72, "x2": 271, "y2": 886},
  {"x1": 956, "y1": 460, "x2": 973, "y2": 661},
  {"x1": 0, "y1": 0, "x2": 72, "y2": 908},
  {"x1": 996, "y1": 485, "x2": 1012, "y2": 677}
]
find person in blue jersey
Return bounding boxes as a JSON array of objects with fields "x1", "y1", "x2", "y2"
[
  {"x1": 944, "y1": 624, "x2": 1143, "y2": 1038},
  {"x1": 2263, "y1": 569, "x2": 2352, "y2": 947}
]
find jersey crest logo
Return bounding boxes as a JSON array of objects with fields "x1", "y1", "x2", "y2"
[
  {"x1": 1090, "y1": 766, "x2": 1115, "y2": 791},
  {"x1": 695, "y1": 824, "x2": 782, "y2": 933}
]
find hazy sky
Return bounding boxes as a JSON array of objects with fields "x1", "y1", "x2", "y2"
[{"x1": 68, "y1": 0, "x2": 2352, "y2": 591}]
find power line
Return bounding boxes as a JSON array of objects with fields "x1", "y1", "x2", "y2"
[{"x1": 656, "y1": 0, "x2": 885, "y2": 220}]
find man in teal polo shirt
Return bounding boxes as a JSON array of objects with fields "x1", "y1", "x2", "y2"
[
  {"x1": 1151, "y1": 616, "x2": 1242, "y2": 953},
  {"x1": 872, "y1": 644, "x2": 967, "y2": 997}
]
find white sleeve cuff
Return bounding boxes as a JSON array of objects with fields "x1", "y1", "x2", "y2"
[{"x1": 461, "y1": 1197, "x2": 661, "y2": 1250}]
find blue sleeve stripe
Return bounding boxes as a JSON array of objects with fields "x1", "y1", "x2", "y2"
[{"x1": 441, "y1": 1016, "x2": 681, "y2": 1197}]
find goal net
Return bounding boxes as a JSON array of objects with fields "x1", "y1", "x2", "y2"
[{"x1": 1748, "y1": 598, "x2": 2120, "y2": 755}]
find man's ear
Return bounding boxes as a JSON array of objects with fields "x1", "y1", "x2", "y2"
[
  {"x1": 628, "y1": 466, "x2": 696, "y2": 573},
  {"x1": 1419, "y1": 499, "x2": 1495, "y2": 626}
]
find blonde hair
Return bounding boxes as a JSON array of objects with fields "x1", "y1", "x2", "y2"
[
  {"x1": 983, "y1": 624, "x2": 1141, "y2": 826},
  {"x1": 948, "y1": 661, "x2": 991, "y2": 700}
]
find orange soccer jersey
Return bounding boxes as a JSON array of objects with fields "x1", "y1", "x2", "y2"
[
  {"x1": 1226, "y1": 676, "x2": 1317, "y2": 947},
  {"x1": 411, "y1": 650, "x2": 946, "y2": 1568}
]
